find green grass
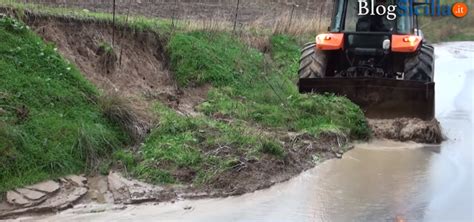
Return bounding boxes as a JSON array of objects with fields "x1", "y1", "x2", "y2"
[
  {"x1": 98, "y1": 41, "x2": 114, "y2": 54},
  {"x1": 0, "y1": 17, "x2": 126, "y2": 193},
  {"x1": 130, "y1": 32, "x2": 368, "y2": 185},
  {"x1": 124, "y1": 103, "x2": 285, "y2": 184},
  {"x1": 168, "y1": 32, "x2": 369, "y2": 138}
]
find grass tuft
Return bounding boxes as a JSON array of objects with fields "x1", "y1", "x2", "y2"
[
  {"x1": 99, "y1": 94, "x2": 146, "y2": 144},
  {"x1": 122, "y1": 103, "x2": 287, "y2": 184},
  {"x1": 261, "y1": 140, "x2": 285, "y2": 157}
]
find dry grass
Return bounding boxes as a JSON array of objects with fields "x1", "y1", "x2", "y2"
[
  {"x1": 177, "y1": 19, "x2": 233, "y2": 32},
  {"x1": 98, "y1": 93, "x2": 150, "y2": 144},
  {"x1": 177, "y1": 13, "x2": 329, "y2": 36},
  {"x1": 174, "y1": 13, "x2": 330, "y2": 51},
  {"x1": 268, "y1": 13, "x2": 329, "y2": 36}
]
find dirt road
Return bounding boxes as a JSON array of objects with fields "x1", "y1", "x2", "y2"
[{"x1": 20, "y1": 42, "x2": 473, "y2": 222}]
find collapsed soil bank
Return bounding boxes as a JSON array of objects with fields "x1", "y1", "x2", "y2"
[
  {"x1": 24, "y1": 14, "x2": 175, "y2": 98},
  {"x1": 20, "y1": 14, "x2": 349, "y2": 192},
  {"x1": 0, "y1": 13, "x2": 352, "y2": 219},
  {"x1": 368, "y1": 118, "x2": 444, "y2": 144}
]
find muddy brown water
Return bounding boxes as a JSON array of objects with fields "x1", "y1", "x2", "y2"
[{"x1": 20, "y1": 43, "x2": 473, "y2": 222}]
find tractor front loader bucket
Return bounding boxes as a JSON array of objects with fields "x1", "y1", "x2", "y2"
[{"x1": 298, "y1": 78, "x2": 435, "y2": 120}]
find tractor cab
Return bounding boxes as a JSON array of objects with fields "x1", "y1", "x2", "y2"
[{"x1": 298, "y1": 0, "x2": 435, "y2": 120}]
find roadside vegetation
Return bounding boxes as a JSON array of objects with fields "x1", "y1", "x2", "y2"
[
  {"x1": 168, "y1": 32, "x2": 368, "y2": 137},
  {"x1": 421, "y1": 15, "x2": 474, "y2": 43},
  {"x1": 125, "y1": 33, "x2": 369, "y2": 185},
  {"x1": 419, "y1": 0, "x2": 474, "y2": 43},
  {"x1": 0, "y1": 2, "x2": 370, "y2": 191},
  {"x1": 0, "y1": 17, "x2": 127, "y2": 193},
  {"x1": 120, "y1": 104, "x2": 286, "y2": 185}
]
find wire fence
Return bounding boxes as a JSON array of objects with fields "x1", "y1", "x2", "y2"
[{"x1": 14, "y1": 0, "x2": 333, "y2": 34}]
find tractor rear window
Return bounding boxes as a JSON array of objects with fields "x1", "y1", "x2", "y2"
[
  {"x1": 334, "y1": 0, "x2": 411, "y2": 34},
  {"x1": 345, "y1": 0, "x2": 396, "y2": 32}
]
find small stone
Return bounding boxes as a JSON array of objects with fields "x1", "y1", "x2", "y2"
[
  {"x1": 184, "y1": 205, "x2": 193, "y2": 210},
  {"x1": 335, "y1": 153, "x2": 343, "y2": 159},
  {"x1": 107, "y1": 172, "x2": 131, "y2": 203},
  {"x1": 107, "y1": 171, "x2": 164, "y2": 204},
  {"x1": 65, "y1": 175, "x2": 87, "y2": 187},
  {"x1": 15, "y1": 188, "x2": 45, "y2": 200},
  {"x1": 27, "y1": 180, "x2": 60, "y2": 194},
  {"x1": 6, "y1": 191, "x2": 30, "y2": 206},
  {"x1": 43, "y1": 187, "x2": 88, "y2": 210}
]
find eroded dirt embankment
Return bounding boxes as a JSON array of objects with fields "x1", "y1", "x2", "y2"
[
  {"x1": 369, "y1": 118, "x2": 444, "y2": 144},
  {"x1": 0, "y1": 14, "x2": 351, "y2": 219},
  {"x1": 22, "y1": 13, "x2": 211, "y2": 136},
  {"x1": 23, "y1": 15, "x2": 349, "y2": 191},
  {"x1": 25, "y1": 14, "x2": 176, "y2": 104}
]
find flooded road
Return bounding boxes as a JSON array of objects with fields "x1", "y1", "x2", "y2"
[{"x1": 36, "y1": 42, "x2": 473, "y2": 222}]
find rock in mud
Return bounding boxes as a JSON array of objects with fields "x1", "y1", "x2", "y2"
[
  {"x1": 26, "y1": 180, "x2": 60, "y2": 194},
  {"x1": 6, "y1": 191, "x2": 30, "y2": 206},
  {"x1": 368, "y1": 118, "x2": 444, "y2": 144},
  {"x1": 108, "y1": 172, "x2": 167, "y2": 204},
  {"x1": 15, "y1": 188, "x2": 45, "y2": 201},
  {"x1": 0, "y1": 176, "x2": 89, "y2": 219},
  {"x1": 1, "y1": 187, "x2": 88, "y2": 219},
  {"x1": 65, "y1": 175, "x2": 87, "y2": 187},
  {"x1": 41, "y1": 187, "x2": 88, "y2": 210}
]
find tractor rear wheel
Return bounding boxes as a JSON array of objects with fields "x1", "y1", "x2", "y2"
[
  {"x1": 404, "y1": 43, "x2": 435, "y2": 82},
  {"x1": 298, "y1": 42, "x2": 327, "y2": 79}
]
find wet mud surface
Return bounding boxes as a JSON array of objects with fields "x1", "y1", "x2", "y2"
[{"x1": 368, "y1": 118, "x2": 444, "y2": 144}]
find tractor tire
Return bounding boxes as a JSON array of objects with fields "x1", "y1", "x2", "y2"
[
  {"x1": 298, "y1": 42, "x2": 327, "y2": 79},
  {"x1": 404, "y1": 43, "x2": 435, "y2": 82}
]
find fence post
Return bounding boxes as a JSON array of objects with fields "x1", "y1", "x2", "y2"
[
  {"x1": 287, "y1": 4, "x2": 298, "y2": 32},
  {"x1": 232, "y1": 0, "x2": 240, "y2": 33},
  {"x1": 171, "y1": 0, "x2": 178, "y2": 31},
  {"x1": 119, "y1": 0, "x2": 132, "y2": 66},
  {"x1": 112, "y1": 0, "x2": 116, "y2": 48},
  {"x1": 317, "y1": 7, "x2": 322, "y2": 32}
]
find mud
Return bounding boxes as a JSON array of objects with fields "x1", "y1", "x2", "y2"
[
  {"x1": 194, "y1": 131, "x2": 350, "y2": 197},
  {"x1": 368, "y1": 118, "x2": 444, "y2": 144},
  {"x1": 25, "y1": 14, "x2": 175, "y2": 103},
  {"x1": 0, "y1": 129, "x2": 347, "y2": 219}
]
